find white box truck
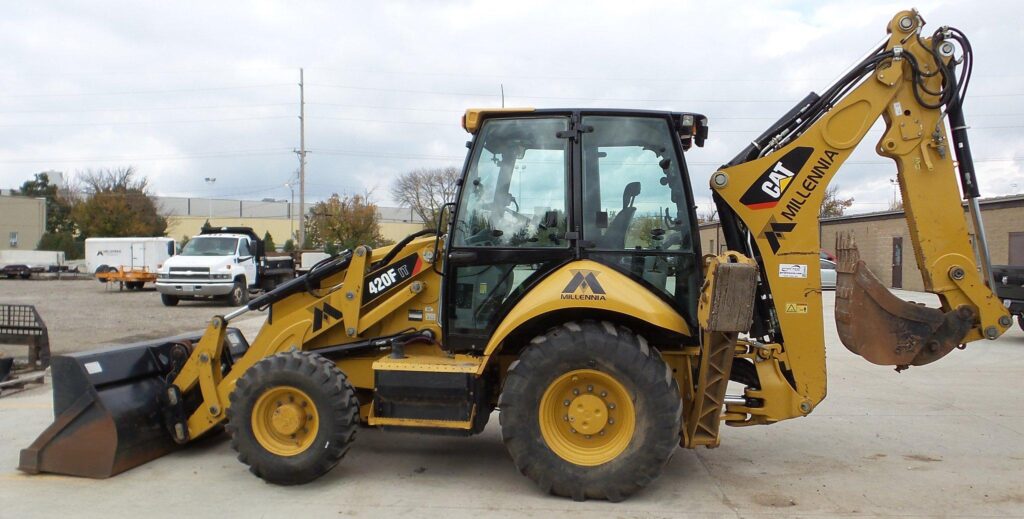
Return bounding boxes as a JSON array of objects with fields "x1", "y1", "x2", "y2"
[{"x1": 85, "y1": 237, "x2": 176, "y2": 290}]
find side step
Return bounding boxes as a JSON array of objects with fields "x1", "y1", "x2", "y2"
[{"x1": 369, "y1": 354, "x2": 488, "y2": 433}]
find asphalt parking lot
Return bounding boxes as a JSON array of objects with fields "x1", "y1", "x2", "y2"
[{"x1": 1, "y1": 281, "x2": 1022, "y2": 518}]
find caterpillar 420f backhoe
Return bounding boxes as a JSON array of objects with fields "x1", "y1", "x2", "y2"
[{"x1": 20, "y1": 10, "x2": 1010, "y2": 501}]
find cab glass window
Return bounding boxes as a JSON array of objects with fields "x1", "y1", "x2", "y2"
[{"x1": 453, "y1": 117, "x2": 569, "y2": 248}]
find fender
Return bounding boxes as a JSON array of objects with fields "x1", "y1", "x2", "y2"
[{"x1": 479, "y1": 259, "x2": 691, "y2": 363}]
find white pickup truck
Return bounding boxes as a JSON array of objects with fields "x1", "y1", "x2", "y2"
[{"x1": 155, "y1": 227, "x2": 295, "y2": 307}]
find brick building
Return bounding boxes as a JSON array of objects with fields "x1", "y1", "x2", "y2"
[{"x1": 699, "y1": 194, "x2": 1024, "y2": 292}]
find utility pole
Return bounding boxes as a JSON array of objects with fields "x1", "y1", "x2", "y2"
[
  {"x1": 500, "y1": 83, "x2": 505, "y2": 108},
  {"x1": 294, "y1": 68, "x2": 307, "y2": 248}
]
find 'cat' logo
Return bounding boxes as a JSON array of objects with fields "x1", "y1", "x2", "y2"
[{"x1": 739, "y1": 147, "x2": 813, "y2": 210}]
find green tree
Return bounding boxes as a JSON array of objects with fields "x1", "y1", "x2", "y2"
[
  {"x1": 17, "y1": 172, "x2": 74, "y2": 233},
  {"x1": 305, "y1": 193, "x2": 389, "y2": 250},
  {"x1": 72, "y1": 167, "x2": 167, "y2": 238},
  {"x1": 37, "y1": 232, "x2": 83, "y2": 260},
  {"x1": 283, "y1": 239, "x2": 296, "y2": 253},
  {"x1": 180, "y1": 235, "x2": 190, "y2": 252},
  {"x1": 262, "y1": 231, "x2": 276, "y2": 252}
]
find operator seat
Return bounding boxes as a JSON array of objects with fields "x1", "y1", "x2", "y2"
[{"x1": 597, "y1": 182, "x2": 641, "y2": 249}]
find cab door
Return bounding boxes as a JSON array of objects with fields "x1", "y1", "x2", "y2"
[
  {"x1": 444, "y1": 116, "x2": 573, "y2": 352},
  {"x1": 238, "y1": 238, "x2": 258, "y2": 288},
  {"x1": 577, "y1": 114, "x2": 701, "y2": 327}
]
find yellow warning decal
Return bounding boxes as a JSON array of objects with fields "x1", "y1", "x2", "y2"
[{"x1": 784, "y1": 303, "x2": 808, "y2": 314}]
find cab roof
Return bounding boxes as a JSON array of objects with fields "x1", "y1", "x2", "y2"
[{"x1": 462, "y1": 108, "x2": 709, "y2": 147}]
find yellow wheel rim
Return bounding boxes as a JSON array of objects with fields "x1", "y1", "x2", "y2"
[
  {"x1": 251, "y1": 386, "x2": 319, "y2": 457},
  {"x1": 538, "y1": 369, "x2": 636, "y2": 466}
]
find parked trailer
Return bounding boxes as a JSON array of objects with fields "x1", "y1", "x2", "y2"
[
  {"x1": 0, "y1": 250, "x2": 65, "y2": 279},
  {"x1": 85, "y1": 237, "x2": 176, "y2": 290}
]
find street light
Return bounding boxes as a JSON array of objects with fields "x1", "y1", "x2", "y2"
[{"x1": 205, "y1": 177, "x2": 216, "y2": 219}]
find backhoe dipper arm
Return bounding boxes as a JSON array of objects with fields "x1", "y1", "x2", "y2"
[{"x1": 710, "y1": 10, "x2": 1009, "y2": 418}]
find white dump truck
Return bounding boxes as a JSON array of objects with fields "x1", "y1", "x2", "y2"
[
  {"x1": 85, "y1": 237, "x2": 176, "y2": 289},
  {"x1": 155, "y1": 227, "x2": 295, "y2": 306}
]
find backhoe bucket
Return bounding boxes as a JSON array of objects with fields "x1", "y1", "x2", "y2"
[
  {"x1": 19, "y1": 328, "x2": 248, "y2": 478},
  {"x1": 834, "y1": 234, "x2": 974, "y2": 368}
]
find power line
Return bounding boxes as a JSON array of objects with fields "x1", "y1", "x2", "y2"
[
  {"x1": 0, "y1": 116, "x2": 294, "y2": 128},
  {"x1": 0, "y1": 103, "x2": 297, "y2": 115},
  {"x1": 0, "y1": 148, "x2": 293, "y2": 164},
  {"x1": 0, "y1": 83, "x2": 293, "y2": 99},
  {"x1": 310, "y1": 82, "x2": 1024, "y2": 104}
]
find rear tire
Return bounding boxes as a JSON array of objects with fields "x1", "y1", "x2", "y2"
[
  {"x1": 227, "y1": 279, "x2": 249, "y2": 307},
  {"x1": 227, "y1": 351, "x2": 359, "y2": 485},
  {"x1": 96, "y1": 265, "x2": 108, "y2": 283},
  {"x1": 1017, "y1": 314, "x2": 1024, "y2": 332},
  {"x1": 161, "y1": 294, "x2": 179, "y2": 306},
  {"x1": 499, "y1": 320, "x2": 682, "y2": 502}
]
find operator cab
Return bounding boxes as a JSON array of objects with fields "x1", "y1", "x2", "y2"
[{"x1": 446, "y1": 108, "x2": 708, "y2": 352}]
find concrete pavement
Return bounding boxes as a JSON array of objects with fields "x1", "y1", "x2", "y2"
[{"x1": 1, "y1": 291, "x2": 1022, "y2": 518}]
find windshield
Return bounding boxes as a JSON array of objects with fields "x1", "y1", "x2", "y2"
[
  {"x1": 180, "y1": 237, "x2": 240, "y2": 256},
  {"x1": 453, "y1": 117, "x2": 569, "y2": 248}
]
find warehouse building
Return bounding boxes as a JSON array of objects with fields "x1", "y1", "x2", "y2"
[
  {"x1": 0, "y1": 192, "x2": 46, "y2": 251},
  {"x1": 156, "y1": 196, "x2": 425, "y2": 247},
  {"x1": 699, "y1": 194, "x2": 1024, "y2": 292}
]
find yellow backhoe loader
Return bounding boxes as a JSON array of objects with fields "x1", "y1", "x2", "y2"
[{"x1": 20, "y1": 10, "x2": 1010, "y2": 501}]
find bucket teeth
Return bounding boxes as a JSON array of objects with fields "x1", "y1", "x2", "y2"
[{"x1": 834, "y1": 232, "x2": 974, "y2": 368}]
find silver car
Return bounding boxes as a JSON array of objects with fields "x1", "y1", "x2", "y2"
[{"x1": 821, "y1": 259, "x2": 837, "y2": 289}]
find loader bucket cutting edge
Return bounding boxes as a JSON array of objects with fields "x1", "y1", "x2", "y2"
[
  {"x1": 834, "y1": 235, "x2": 974, "y2": 367},
  {"x1": 18, "y1": 328, "x2": 249, "y2": 478}
]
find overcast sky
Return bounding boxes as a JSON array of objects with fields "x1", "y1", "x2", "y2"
[{"x1": 0, "y1": 0, "x2": 1021, "y2": 216}]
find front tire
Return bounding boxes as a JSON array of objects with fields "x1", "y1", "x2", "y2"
[
  {"x1": 499, "y1": 321, "x2": 682, "y2": 502},
  {"x1": 227, "y1": 279, "x2": 249, "y2": 307},
  {"x1": 161, "y1": 294, "x2": 179, "y2": 306},
  {"x1": 227, "y1": 351, "x2": 359, "y2": 485}
]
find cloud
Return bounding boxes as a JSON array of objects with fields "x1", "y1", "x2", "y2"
[{"x1": 0, "y1": 0, "x2": 1020, "y2": 216}]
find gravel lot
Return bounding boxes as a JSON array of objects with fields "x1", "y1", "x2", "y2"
[
  {"x1": 0, "y1": 278, "x2": 265, "y2": 357},
  {"x1": 1, "y1": 280, "x2": 1023, "y2": 517}
]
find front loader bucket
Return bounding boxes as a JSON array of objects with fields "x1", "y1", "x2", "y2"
[
  {"x1": 19, "y1": 328, "x2": 248, "y2": 478},
  {"x1": 834, "y1": 234, "x2": 974, "y2": 368}
]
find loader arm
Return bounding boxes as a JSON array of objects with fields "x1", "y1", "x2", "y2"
[
  {"x1": 167, "y1": 233, "x2": 443, "y2": 442},
  {"x1": 710, "y1": 10, "x2": 1010, "y2": 422}
]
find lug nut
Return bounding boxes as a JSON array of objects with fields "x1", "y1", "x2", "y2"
[
  {"x1": 608, "y1": 403, "x2": 615, "y2": 410},
  {"x1": 600, "y1": 391, "x2": 607, "y2": 397},
  {"x1": 572, "y1": 389, "x2": 579, "y2": 396},
  {"x1": 586, "y1": 385, "x2": 593, "y2": 392},
  {"x1": 608, "y1": 419, "x2": 615, "y2": 425},
  {"x1": 563, "y1": 399, "x2": 570, "y2": 406}
]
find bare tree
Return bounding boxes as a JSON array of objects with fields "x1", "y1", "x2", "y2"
[
  {"x1": 819, "y1": 184, "x2": 854, "y2": 219},
  {"x1": 391, "y1": 166, "x2": 460, "y2": 225}
]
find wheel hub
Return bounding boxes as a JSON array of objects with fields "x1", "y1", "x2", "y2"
[
  {"x1": 251, "y1": 386, "x2": 319, "y2": 457},
  {"x1": 538, "y1": 369, "x2": 636, "y2": 466},
  {"x1": 271, "y1": 404, "x2": 305, "y2": 436},
  {"x1": 568, "y1": 394, "x2": 608, "y2": 435}
]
